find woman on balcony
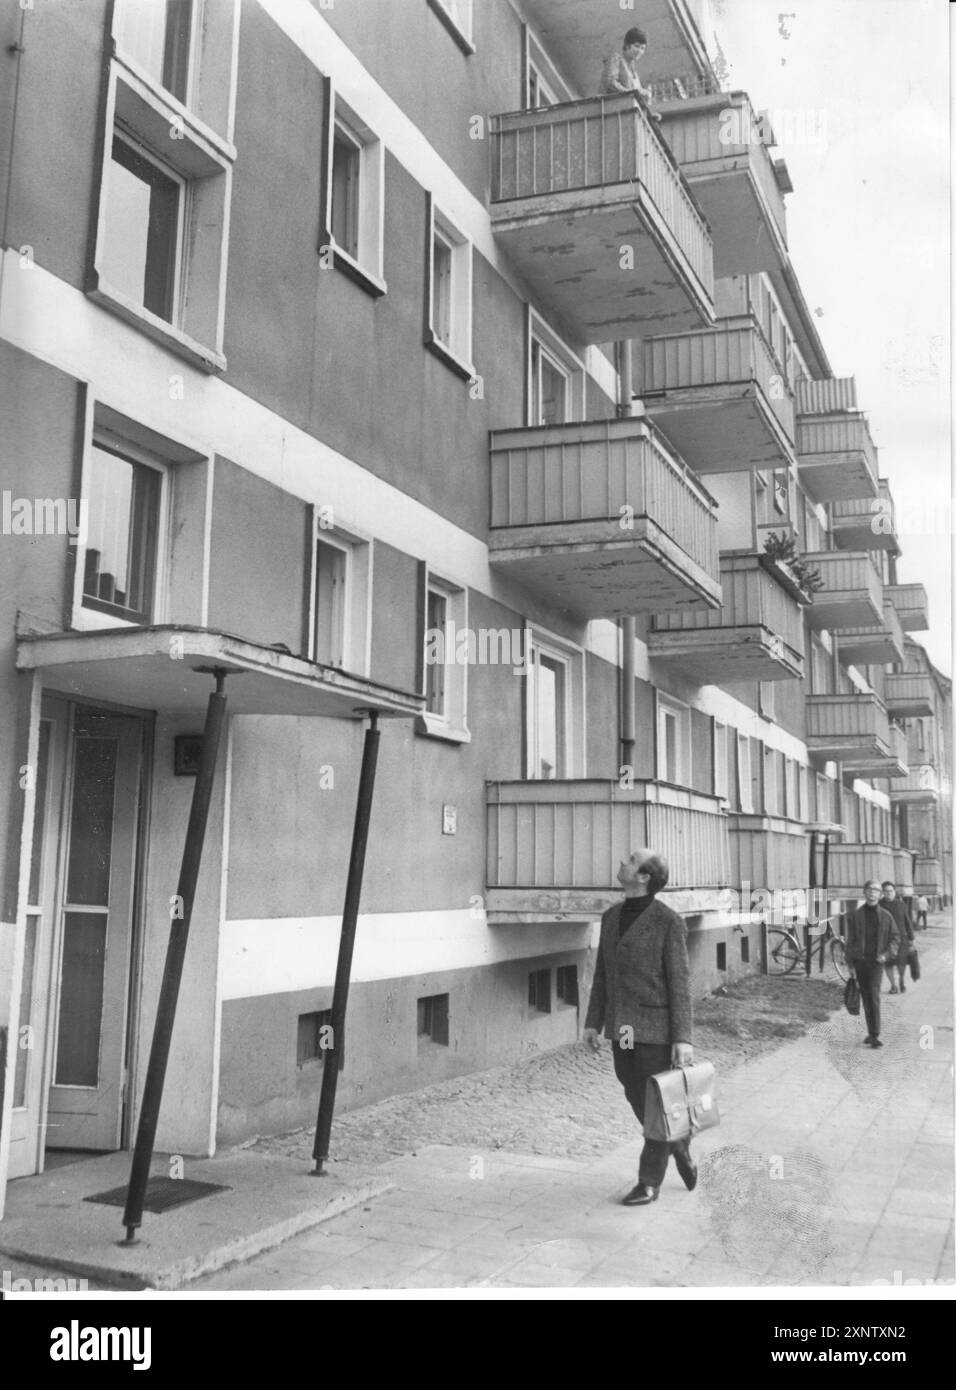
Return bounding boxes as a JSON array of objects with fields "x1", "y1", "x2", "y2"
[
  {"x1": 599, "y1": 27, "x2": 662, "y2": 121},
  {"x1": 583, "y1": 848, "x2": 695, "y2": 1206}
]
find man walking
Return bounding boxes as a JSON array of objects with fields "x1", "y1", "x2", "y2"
[
  {"x1": 845, "y1": 880, "x2": 901, "y2": 1048},
  {"x1": 583, "y1": 847, "x2": 695, "y2": 1205},
  {"x1": 915, "y1": 893, "x2": 930, "y2": 930},
  {"x1": 879, "y1": 881, "x2": 914, "y2": 992}
]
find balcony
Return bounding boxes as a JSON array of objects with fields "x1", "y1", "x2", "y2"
[
  {"x1": 489, "y1": 95, "x2": 714, "y2": 342},
  {"x1": 656, "y1": 92, "x2": 788, "y2": 279},
  {"x1": 890, "y1": 766, "x2": 941, "y2": 804},
  {"x1": 488, "y1": 417, "x2": 721, "y2": 618},
  {"x1": 885, "y1": 673, "x2": 934, "y2": 719},
  {"x1": 805, "y1": 692, "x2": 892, "y2": 764},
  {"x1": 886, "y1": 583, "x2": 930, "y2": 632},
  {"x1": 893, "y1": 849, "x2": 915, "y2": 895},
  {"x1": 841, "y1": 721, "x2": 909, "y2": 780},
  {"x1": 640, "y1": 320, "x2": 795, "y2": 472},
  {"x1": 830, "y1": 480, "x2": 899, "y2": 553},
  {"x1": 837, "y1": 601, "x2": 905, "y2": 668},
  {"x1": 823, "y1": 844, "x2": 896, "y2": 900},
  {"x1": 648, "y1": 552, "x2": 804, "y2": 682},
  {"x1": 803, "y1": 552, "x2": 883, "y2": 632},
  {"x1": 914, "y1": 856, "x2": 943, "y2": 894},
  {"x1": 485, "y1": 778, "x2": 731, "y2": 923},
  {"x1": 796, "y1": 379, "x2": 880, "y2": 503},
  {"x1": 728, "y1": 814, "x2": 809, "y2": 892}
]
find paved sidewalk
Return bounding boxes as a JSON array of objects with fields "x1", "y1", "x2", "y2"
[{"x1": 189, "y1": 915, "x2": 954, "y2": 1291}]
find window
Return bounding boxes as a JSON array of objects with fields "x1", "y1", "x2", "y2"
[
  {"x1": 657, "y1": 695, "x2": 690, "y2": 785},
  {"x1": 321, "y1": 90, "x2": 386, "y2": 295},
  {"x1": 716, "y1": 942, "x2": 727, "y2": 972},
  {"x1": 556, "y1": 964, "x2": 579, "y2": 1007},
  {"x1": 297, "y1": 1010, "x2": 334, "y2": 1066},
  {"x1": 737, "y1": 736, "x2": 753, "y2": 813},
  {"x1": 114, "y1": 0, "x2": 194, "y2": 105},
  {"x1": 308, "y1": 514, "x2": 371, "y2": 674},
  {"x1": 427, "y1": 0, "x2": 474, "y2": 53},
  {"x1": 418, "y1": 570, "x2": 469, "y2": 742},
  {"x1": 714, "y1": 721, "x2": 730, "y2": 801},
  {"x1": 758, "y1": 681, "x2": 776, "y2": 721},
  {"x1": 80, "y1": 440, "x2": 164, "y2": 626},
  {"x1": 425, "y1": 197, "x2": 474, "y2": 378},
  {"x1": 418, "y1": 994, "x2": 449, "y2": 1046},
  {"x1": 526, "y1": 631, "x2": 584, "y2": 780},
  {"x1": 102, "y1": 135, "x2": 183, "y2": 324},
  {"x1": 90, "y1": 38, "x2": 236, "y2": 371},
  {"x1": 740, "y1": 936, "x2": 750, "y2": 964},
  {"x1": 528, "y1": 969, "x2": 551, "y2": 1014},
  {"x1": 528, "y1": 311, "x2": 584, "y2": 425}
]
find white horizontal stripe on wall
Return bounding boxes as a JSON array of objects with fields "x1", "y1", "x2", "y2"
[
  {"x1": 256, "y1": 0, "x2": 619, "y2": 404},
  {"x1": 220, "y1": 911, "x2": 598, "y2": 1001}
]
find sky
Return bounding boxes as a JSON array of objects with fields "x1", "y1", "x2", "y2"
[{"x1": 701, "y1": 0, "x2": 951, "y2": 675}]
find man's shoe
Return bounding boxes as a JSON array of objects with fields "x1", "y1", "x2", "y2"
[
  {"x1": 889, "y1": 986, "x2": 899, "y2": 995},
  {"x1": 900, "y1": 984, "x2": 906, "y2": 993},
  {"x1": 622, "y1": 1183, "x2": 659, "y2": 1206},
  {"x1": 673, "y1": 1145, "x2": 698, "y2": 1192},
  {"x1": 863, "y1": 1036, "x2": 874, "y2": 1045},
  {"x1": 870, "y1": 1038, "x2": 883, "y2": 1048}
]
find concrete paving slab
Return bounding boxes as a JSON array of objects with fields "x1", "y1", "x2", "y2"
[{"x1": 0, "y1": 1149, "x2": 391, "y2": 1289}]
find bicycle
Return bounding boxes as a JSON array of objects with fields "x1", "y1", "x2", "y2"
[{"x1": 765, "y1": 915, "x2": 848, "y2": 981}]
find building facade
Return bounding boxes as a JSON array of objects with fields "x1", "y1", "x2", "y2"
[{"x1": 0, "y1": 0, "x2": 950, "y2": 1213}]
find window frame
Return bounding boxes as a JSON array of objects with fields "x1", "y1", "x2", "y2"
[
  {"x1": 737, "y1": 734, "x2": 754, "y2": 813},
  {"x1": 426, "y1": 0, "x2": 475, "y2": 55},
  {"x1": 111, "y1": 0, "x2": 238, "y2": 138},
  {"x1": 424, "y1": 194, "x2": 474, "y2": 380},
  {"x1": 525, "y1": 627, "x2": 585, "y2": 781},
  {"x1": 713, "y1": 720, "x2": 730, "y2": 803},
  {"x1": 527, "y1": 308, "x2": 585, "y2": 426},
  {"x1": 103, "y1": 128, "x2": 187, "y2": 328},
  {"x1": 656, "y1": 693, "x2": 691, "y2": 787},
  {"x1": 417, "y1": 567, "x2": 470, "y2": 744},
  {"x1": 319, "y1": 84, "x2": 387, "y2": 298},
  {"x1": 307, "y1": 511, "x2": 372, "y2": 677}
]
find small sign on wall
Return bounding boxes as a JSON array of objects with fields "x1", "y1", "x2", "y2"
[
  {"x1": 174, "y1": 735, "x2": 204, "y2": 776},
  {"x1": 442, "y1": 804, "x2": 457, "y2": 835}
]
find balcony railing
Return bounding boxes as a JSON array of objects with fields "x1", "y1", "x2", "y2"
[
  {"x1": 485, "y1": 778, "x2": 731, "y2": 921},
  {"x1": 806, "y1": 692, "x2": 891, "y2": 763},
  {"x1": 914, "y1": 856, "x2": 943, "y2": 893},
  {"x1": 648, "y1": 552, "x2": 804, "y2": 681},
  {"x1": 884, "y1": 673, "x2": 934, "y2": 718},
  {"x1": 488, "y1": 416, "x2": 721, "y2": 618},
  {"x1": 655, "y1": 91, "x2": 788, "y2": 277},
  {"x1": 885, "y1": 583, "x2": 930, "y2": 632},
  {"x1": 728, "y1": 814, "x2": 809, "y2": 892},
  {"x1": 489, "y1": 94, "x2": 714, "y2": 341},
  {"x1": 842, "y1": 720, "x2": 909, "y2": 779},
  {"x1": 823, "y1": 844, "x2": 896, "y2": 899},
  {"x1": 803, "y1": 551, "x2": 883, "y2": 631},
  {"x1": 796, "y1": 379, "x2": 880, "y2": 503},
  {"x1": 837, "y1": 600, "x2": 905, "y2": 669},
  {"x1": 830, "y1": 479, "x2": 899, "y2": 553},
  {"x1": 890, "y1": 765, "x2": 940, "y2": 803},
  {"x1": 640, "y1": 319, "x2": 795, "y2": 470}
]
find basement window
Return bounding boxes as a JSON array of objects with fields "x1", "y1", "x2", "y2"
[
  {"x1": 556, "y1": 964, "x2": 579, "y2": 1007},
  {"x1": 716, "y1": 943, "x2": 727, "y2": 972},
  {"x1": 297, "y1": 1010, "x2": 334, "y2": 1066},
  {"x1": 740, "y1": 937, "x2": 750, "y2": 964},
  {"x1": 528, "y1": 968, "x2": 551, "y2": 1014},
  {"x1": 417, "y1": 993, "x2": 450, "y2": 1046}
]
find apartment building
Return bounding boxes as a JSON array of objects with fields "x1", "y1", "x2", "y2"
[{"x1": 0, "y1": 0, "x2": 949, "y2": 1215}]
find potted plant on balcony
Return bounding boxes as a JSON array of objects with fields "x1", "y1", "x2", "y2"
[{"x1": 760, "y1": 531, "x2": 823, "y2": 605}]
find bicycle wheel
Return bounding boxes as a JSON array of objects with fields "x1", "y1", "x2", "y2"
[
  {"x1": 829, "y1": 935, "x2": 849, "y2": 982},
  {"x1": 766, "y1": 929, "x2": 802, "y2": 974}
]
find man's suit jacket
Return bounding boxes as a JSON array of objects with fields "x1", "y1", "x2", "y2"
[
  {"x1": 880, "y1": 896, "x2": 914, "y2": 951},
  {"x1": 845, "y1": 903, "x2": 900, "y2": 967},
  {"x1": 584, "y1": 896, "x2": 692, "y2": 1046}
]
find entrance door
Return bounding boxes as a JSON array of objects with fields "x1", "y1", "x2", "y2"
[{"x1": 9, "y1": 699, "x2": 145, "y2": 1173}]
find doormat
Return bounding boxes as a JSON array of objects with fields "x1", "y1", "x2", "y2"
[{"x1": 84, "y1": 1177, "x2": 231, "y2": 1214}]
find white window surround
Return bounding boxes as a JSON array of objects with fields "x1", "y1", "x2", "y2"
[
  {"x1": 524, "y1": 30, "x2": 573, "y2": 108},
  {"x1": 737, "y1": 734, "x2": 754, "y2": 813},
  {"x1": 713, "y1": 720, "x2": 729, "y2": 803},
  {"x1": 88, "y1": 59, "x2": 235, "y2": 373},
  {"x1": 656, "y1": 693, "x2": 690, "y2": 787},
  {"x1": 112, "y1": 0, "x2": 241, "y2": 140},
  {"x1": 424, "y1": 195, "x2": 474, "y2": 381},
  {"x1": 426, "y1": 0, "x2": 475, "y2": 55},
  {"x1": 418, "y1": 571, "x2": 470, "y2": 744},
  {"x1": 319, "y1": 85, "x2": 387, "y2": 298},
  {"x1": 525, "y1": 627, "x2": 585, "y2": 780},
  {"x1": 308, "y1": 511, "x2": 373, "y2": 677},
  {"x1": 527, "y1": 308, "x2": 585, "y2": 426}
]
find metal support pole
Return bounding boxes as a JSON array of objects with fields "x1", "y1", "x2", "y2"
[
  {"x1": 122, "y1": 671, "x2": 228, "y2": 1241},
  {"x1": 820, "y1": 833, "x2": 831, "y2": 973},
  {"x1": 805, "y1": 831, "x2": 817, "y2": 977},
  {"x1": 312, "y1": 711, "x2": 381, "y2": 1174}
]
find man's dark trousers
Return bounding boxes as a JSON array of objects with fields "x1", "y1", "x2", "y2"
[
  {"x1": 854, "y1": 961, "x2": 883, "y2": 1040},
  {"x1": 612, "y1": 1041, "x2": 690, "y2": 1186}
]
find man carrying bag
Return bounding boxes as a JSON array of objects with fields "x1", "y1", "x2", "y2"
[
  {"x1": 845, "y1": 880, "x2": 901, "y2": 1048},
  {"x1": 583, "y1": 847, "x2": 697, "y2": 1206}
]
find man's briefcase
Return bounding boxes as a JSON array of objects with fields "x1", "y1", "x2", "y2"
[{"x1": 643, "y1": 1062, "x2": 719, "y2": 1144}]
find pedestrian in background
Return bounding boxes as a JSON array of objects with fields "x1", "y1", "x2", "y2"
[
  {"x1": 915, "y1": 893, "x2": 930, "y2": 930},
  {"x1": 880, "y1": 882, "x2": 914, "y2": 993},
  {"x1": 845, "y1": 880, "x2": 901, "y2": 1048},
  {"x1": 583, "y1": 848, "x2": 696, "y2": 1205}
]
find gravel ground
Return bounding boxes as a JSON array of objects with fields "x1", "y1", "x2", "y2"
[{"x1": 254, "y1": 970, "x2": 845, "y2": 1167}]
